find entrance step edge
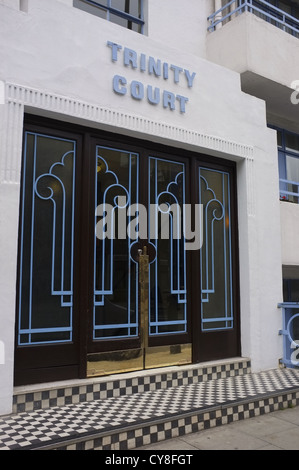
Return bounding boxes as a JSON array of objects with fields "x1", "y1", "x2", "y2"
[
  {"x1": 4, "y1": 367, "x2": 299, "y2": 451},
  {"x1": 13, "y1": 357, "x2": 251, "y2": 414},
  {"x1": 39, "y1": 389, "x2": 299, "y2": 451}
]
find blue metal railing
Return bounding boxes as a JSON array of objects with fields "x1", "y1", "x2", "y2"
[
  {"x1": 278, "y1": 303, "x2": 299, "y2": 368},
  {"x1": 280, "y1": 178, "x2": 299, "y2": 203},
  {"x1": 208, "y1": 0, "x2": 299, "y2": 37}
]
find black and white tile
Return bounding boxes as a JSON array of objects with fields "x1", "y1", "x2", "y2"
[
  {"x1": 2, "y1": 367, "x2": 299, "y2": 450},
  {"x1": 13, "y1": 359, "x2": 251, "y2": 413}
]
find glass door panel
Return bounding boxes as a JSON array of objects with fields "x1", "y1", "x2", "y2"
[
  {"x1": 15, "y1": 121, "x2": 240, "y2": 386},
  {"x1": 148, "y1": 157, "x2": 187, "y2": 336},
  {"x1": 145, "y1": 156, "x2": 191, "y2": 369},
  {"x1": 199, "y1": 167, "x2": 233, "y2": 331},
  {"x1": 93, "y1": 146, "x2": 139, "y2": 340},
  {"x1": 18, "y1": 132, "x2": 76, "y2": 345},
  {"x1": 87, "y1": 146, "x2": 192, "y2": 376},
  {"x1": 15, "y1": 126, "x2": 81, "y2": 386},
  {"x1": 195, "y1": 162, "x2": 240, "y2": 363}
]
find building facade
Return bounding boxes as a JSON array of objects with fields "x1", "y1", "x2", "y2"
[{"x1": 0, "y1": 0, "x2": 298, "y2": 417}]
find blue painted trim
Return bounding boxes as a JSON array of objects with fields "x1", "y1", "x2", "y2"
[
  {"x1": 93, "y1": 146, "x2": 139, "y2": 340},
  {"x1": 148, "y1": 157, "x2": 187, "y2": 336},
  {"x1": 279, "y1": 303, "x2": 299, "y2": 368},
  {"x1": 94, "y1": 323, "x2": 138, "y2": 330},
  {"x1": 278, "y1": 302, "x2": 299, "y2": 308},
  {"x1": 200, "y1": 174, "x2": 225, "y2": 303},
  {"x1": 208, "y1": 0, "x2": 299, "y2": 36},
  {"x1": 18, "y1": 132, "x2": 76, "y2": 346},
  {"x1": 34, "y1": 150, "x2": 76, "y2": 300},
  {"x1": 270, "y1": 126, "x2": 299, "y2": 202},
  {"x1": 19, "y1": 327, "x2": 72, "y2": 334},
  {"x1": 149, "y1": 320, "x2": 186, "y2": 326},
  {"x1": 199, "y1": 167, "x2": 234, "y2": 332},
  {"x1": 202, "y1": 317, "x2": 234, "y2": 323}
]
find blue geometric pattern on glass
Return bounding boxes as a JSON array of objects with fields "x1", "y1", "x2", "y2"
[
  {"x1": 148, "y1": 157, "x2": 187, "y2": 336},
  {"x1": 199, "y1": 168, "x2": 233, "y2": 331},
  {"x1": 18, "y1": 132, "x2": 76, "y2": 345},
  {"x1": 93, "y1": 146, "x2": 139, "y2": 340}
]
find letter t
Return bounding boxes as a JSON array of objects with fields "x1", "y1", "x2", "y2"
[{"x1": 107, "y1": 41, "x2": 122, "y2": 62}]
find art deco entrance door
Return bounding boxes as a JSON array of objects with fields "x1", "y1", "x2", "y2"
[
  {"x1": 14, "y1": 118, "x2": 240, "y2": 386},
  {"x1": 14, "y1": 126, "x2": 82, "y2": 385},
  {"x1": 86, "y1": 142, "x2": 192, "y2": 376}
]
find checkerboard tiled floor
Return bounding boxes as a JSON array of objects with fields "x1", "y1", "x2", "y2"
[
  {"x1": 13, "y1": 359, "x2": 251, "y2": 413},
  {"x1": 1, "y1": 367, "x2": 299, "y2": 450}
]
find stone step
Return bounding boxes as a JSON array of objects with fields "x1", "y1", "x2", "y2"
[
  {"x1": 13, "y1": 357, "x2": 251, "y2": 414},
  {"x1": 2, "y1": 365, "x2": 299, "y2": 451}
]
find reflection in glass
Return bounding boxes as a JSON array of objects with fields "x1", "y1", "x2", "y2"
[
  {"x1": 290, "y1": 316, "x2": 299, "y2": 345},
  {"x1": 93, "y1": 146, "x2": 139, "y2": 339},
  {"x1": 148, "y1": 157, "x2": 187, "y2": 336},
  {"x1": 74, "y1": 0, "x2": 144, "y2": 33},
  {"x1": 18, "y1": 133, "x2": 76, "y2": 345},
  {"x1": 111, "y1": 0, "x2": 142, "y2": 18},
  {"x1": 199, "y1": 168, "x2": 233, "y2": 331},
  {"x1": 73, "y1": 0, "x2": 107, "y2": 19},
  {"x1": 286, "y1": 155, "x2": 299, "y2": 203},
  {"x1": 283, "y1": 279, "x2": 299, "y2": 302},
  {"x1": 286, "y1": 132, "x2": 299, "y2": 154}
]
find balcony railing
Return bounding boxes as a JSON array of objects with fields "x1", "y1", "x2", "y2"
[
  {"x1": 278, "y1": 303, "x2": 299, "y2": 368},
  {"x1": 280, "y1": 178, "x2": 299, "y2": 204},
  {"x1": 208, "y1": 0, "x2": 299, "y2": 38}
]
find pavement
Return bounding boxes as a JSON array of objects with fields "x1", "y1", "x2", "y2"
[{"x1": 136, "y1": 406, "x2": 299, "y2": 450}]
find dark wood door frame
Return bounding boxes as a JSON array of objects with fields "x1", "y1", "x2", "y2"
[
  {"x1": 190, "y1": 157, "x2": 241, "y2": 363},
  {"x1": 14, "y1": 114, "x2": 241, "y2": 386}
]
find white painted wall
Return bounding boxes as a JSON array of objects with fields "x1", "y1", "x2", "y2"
[
  {"x1": 0, "y1": 0, "x2": 284, "y2": 415},
  {"x1": 0, "y1": 183, "x2": 20, "y2": 416},
  {"x1": 0, "y1": 0, "x2": 19, "y2": 10},
  {"x1": 147, "y1": 0, "x2": 211, "y2": 59},
  {"x1": 237, "y1": 126, "x2": 283, "y2": 371}
]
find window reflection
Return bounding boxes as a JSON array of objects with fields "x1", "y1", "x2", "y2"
[
  {"x1": 274, "y1": 127, "x2": 299, "y2": 203},
  {"x1": 199, "y1": 168, "x2": 233, "y2": 331},
  {"x1": 73, "y1": 0, "x2": 144, "y2": 33}
]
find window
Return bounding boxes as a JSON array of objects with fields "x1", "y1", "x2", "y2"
[
  {"x1": 252, "y1": 0, "x2": 299, "y2": 36},
  {"x1": 270, "y1": 126, "x2": 299, "y2": 203},
  {"x1": 283, "y1": 278, "x2": 299, "y2": 302},
  {"x1": 73, "y1": 0, "x2": 145, "y2": 34}
]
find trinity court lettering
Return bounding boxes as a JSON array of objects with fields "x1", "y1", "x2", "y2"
[{"x1": 107, "y1": 41, "x2": 196, "y2": 113}]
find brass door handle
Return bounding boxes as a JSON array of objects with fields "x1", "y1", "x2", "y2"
[{"x1": 139, "y1": 246, "x2": 149, "y2": 358}]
